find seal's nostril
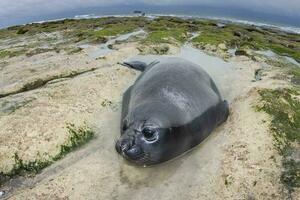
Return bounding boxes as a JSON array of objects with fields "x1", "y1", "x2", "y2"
[
  {"x1": 125, "y1": 146, "x2": 143, "y2": 160},
  {"x1": 120, "y1": 141, "x2": 131, "y2": 152}
]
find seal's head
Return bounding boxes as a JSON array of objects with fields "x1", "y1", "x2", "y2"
[
  {"x1": 115, "y1": 103, "x2": 182, "y2": 166},
  {"x1": 115, "y1": 120, "x2": 172, "y2": 166}
]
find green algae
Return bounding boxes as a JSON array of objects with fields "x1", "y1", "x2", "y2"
[
  {"x1": 0, "y1": 123, "x2": 94, "y2": 186},
  {"x1": 257, "y1": 88, "x2": 300, "y2": 192}
]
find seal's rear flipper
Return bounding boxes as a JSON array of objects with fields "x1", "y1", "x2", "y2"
[{"x1": 120, "y1": 61, "x2": 148, "y2": 71}]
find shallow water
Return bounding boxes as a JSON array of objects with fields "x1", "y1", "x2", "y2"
[
  {"x1": 255, "y1": 50, "x2": 277, "y2": 57},
  {"x1": 100, "y1": 111, "x2": 228, "y2": 200},
  {"x1": 81, "y1": 30, "x2": 145, "y2": 59},
  {"x1": 227, "y1": 47, "x2": 237, "y2": 56},
  {"x1": 256, "y1": 50, "x2": 300, "y2": 67},
  {"x1": 126, "y1": 44, "x2": 238, "y2": 102},
  {"x1": 285, "y1": 56, "x2": 300, "y2": 67}
]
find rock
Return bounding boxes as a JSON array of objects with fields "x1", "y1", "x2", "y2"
[
  {"x1": 252, "y1": 56, "x2": 266, "y2": 63},
  {"x1": 195, "y1": 44, "x2": 205, "y2": 50},
  {"x1": 26, "y1": 48, "x2": 56, "y2": 57},
  {"x1": 235, "y1": 49, "x2": 248, "y2": 56},
  {"x1": 233, "y1": 31, "x2": 252, "y2": 41},
  {"x1": 291, "y1": 76, "x2": 300, "y2": 85},
  {"x1": 90, "y1": 36, "x2": 107, "y2": 44},
  {"x1": 204, "y1": 44, "x2": 217, "y2": 52},
  {"x1": 67, "y1": 47, "x2": 83, "y2": 55},
  {"x1": 101, "y1": 99, "x2": 112, "y2": 107},
  {"x1": 154, "y1": 45, "x2": 169, "y2": 55},
  {"x1": 96, "y1": 56, "x2": 106, "y2": 60},
  {"x1": 133, "y1": 10, "x2": 142, "y2": 14},
  {"x1": 107, "y1": 44, "x2": 114, "y2": 50},
  {"x1": 284, "y1": 43, "x2": 295, "y2": 49},
  {"x1": 208, "y1": 22, "x2": 218, "y2": 27},
  {"x1": 217, "y1": 23, "x2": 226, "y2": 28},
  {"x1": 0, "y1": 97, "x2": 35, "y2": 115},
  {"x1": 254, "y1": 69, "x2": 263, "y2": 81},
  {"x1": 218, "y1": 43, "x2": 227, "y2": 51},
  {"x1": 0, "y1": 61, "x2": 8, "y2": 70},
  {"x1": 0, "y1": 191, "x2": 5, "y2": 198},
  {"x1": 17, "y1": 28, "x2": 29, "y2": 35},
  {"x1": 247, "y1": 194, "x2": 256, "y2": 200},
  {"x1": 187, "y1": 24, "x2": 198, "y2": 31},
  {"x1": 234, "y1": 31, "x2": 242, "y2": 37},
  {"x1": 138, "y1": 44, "x2": 170, "y2": 55},
  {"x1": 290, "y1": 150, "x2": 300, "y2": 162}
]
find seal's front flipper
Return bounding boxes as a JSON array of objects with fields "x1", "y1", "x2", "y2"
[
  {"x1": 121, "y1": 61, "x2": 148, "y2": 71},
  {"x1": 121, "y1": 86, "x2": 132, "y2": 134}
]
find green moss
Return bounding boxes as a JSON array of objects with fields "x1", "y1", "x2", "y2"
[
  {"x1": 190, "y1": 22, "x2": 300, "y2": 62},
  {"x1": 257, "y1": 88, "x2": 300, "y2": 191},
  {"x1": 192, "y1": 30, "x2": 238, "y2": 46},
  {"x1": 94, "y1": 23, "x2": 138, "y2": 37},
  {"x1": 266, "y1": 58, "x2": 300, "y2": 86},
  {"x1": 282, "y1": 159, "x2": 300, "y2": 188},
  {"x1": 224, "y1": 175, "x2": 234, "y2": 186},
  {"x1": 63, "y1": 17, "x2": 147, "y2": 43},
  {"x1": 288, "y1": 66, "x2": 300, "y2": 86},
  {"x1": 143, "y1": 28, "x2": 187, "y2": 44},
  {"x1": 25, "y1": 48, "x2": 59, "y2": 57},
  {"x1": 0, "y1": 123, "x2": 94, "y2": 186},
  {"x1": 258, "y1": 89, "x2": 300, "y2": 152},
  {"x1": 16, "y1": 28, "x2": 29, "y2": 35},
  {"x1": 10, "y1": 153, "x2": 52, "y2": 175},
  {"x1": 53, "y1": 123, "x2": 94, "y2": 161},
  {"x1": 65, "y1": 47, "x2": 83, "y2": 55},
  {"x1": 146, "y1": 16, "x2": 200, "y2": 32},
  {"x1": 0, "y1": 49, "x2": 24, "y2": 58},
  {"x1": 0, "y1": 50, "x2": 11, "y2": 58}
]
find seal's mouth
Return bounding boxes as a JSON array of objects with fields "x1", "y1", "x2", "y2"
[{"x1": 115, "y1": 140, "x2": 151, "y2": 165}]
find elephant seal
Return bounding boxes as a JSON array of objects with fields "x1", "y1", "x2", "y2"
[{"x1": 115, "y1": 57, "x2": 229, "y2": 166}]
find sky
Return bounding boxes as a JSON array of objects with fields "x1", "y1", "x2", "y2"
[{"x1": 0, "y1": 0, "x2": 300, "y2": 28}]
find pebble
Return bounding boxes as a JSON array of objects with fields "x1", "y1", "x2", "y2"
[{"x1": 0, "y1": 191, "x2": 6, "y2": 198}]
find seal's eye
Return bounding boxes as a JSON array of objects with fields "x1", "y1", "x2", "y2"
[{"x1": 142, "y1": 127, "x2": 157, "y2": 141}]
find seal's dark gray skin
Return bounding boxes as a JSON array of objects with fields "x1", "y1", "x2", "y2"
[{"x1": 115, "y1": 58, "x2": 229, "y2": 166}]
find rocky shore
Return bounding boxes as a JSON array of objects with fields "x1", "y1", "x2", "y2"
[{"x1": 0, "y1": 16, "x2": 299, "y2": 199}]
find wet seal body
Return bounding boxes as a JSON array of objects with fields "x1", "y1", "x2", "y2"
[{"x1": 115, "y1": 57, "x2": 229, "y2": 166}]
